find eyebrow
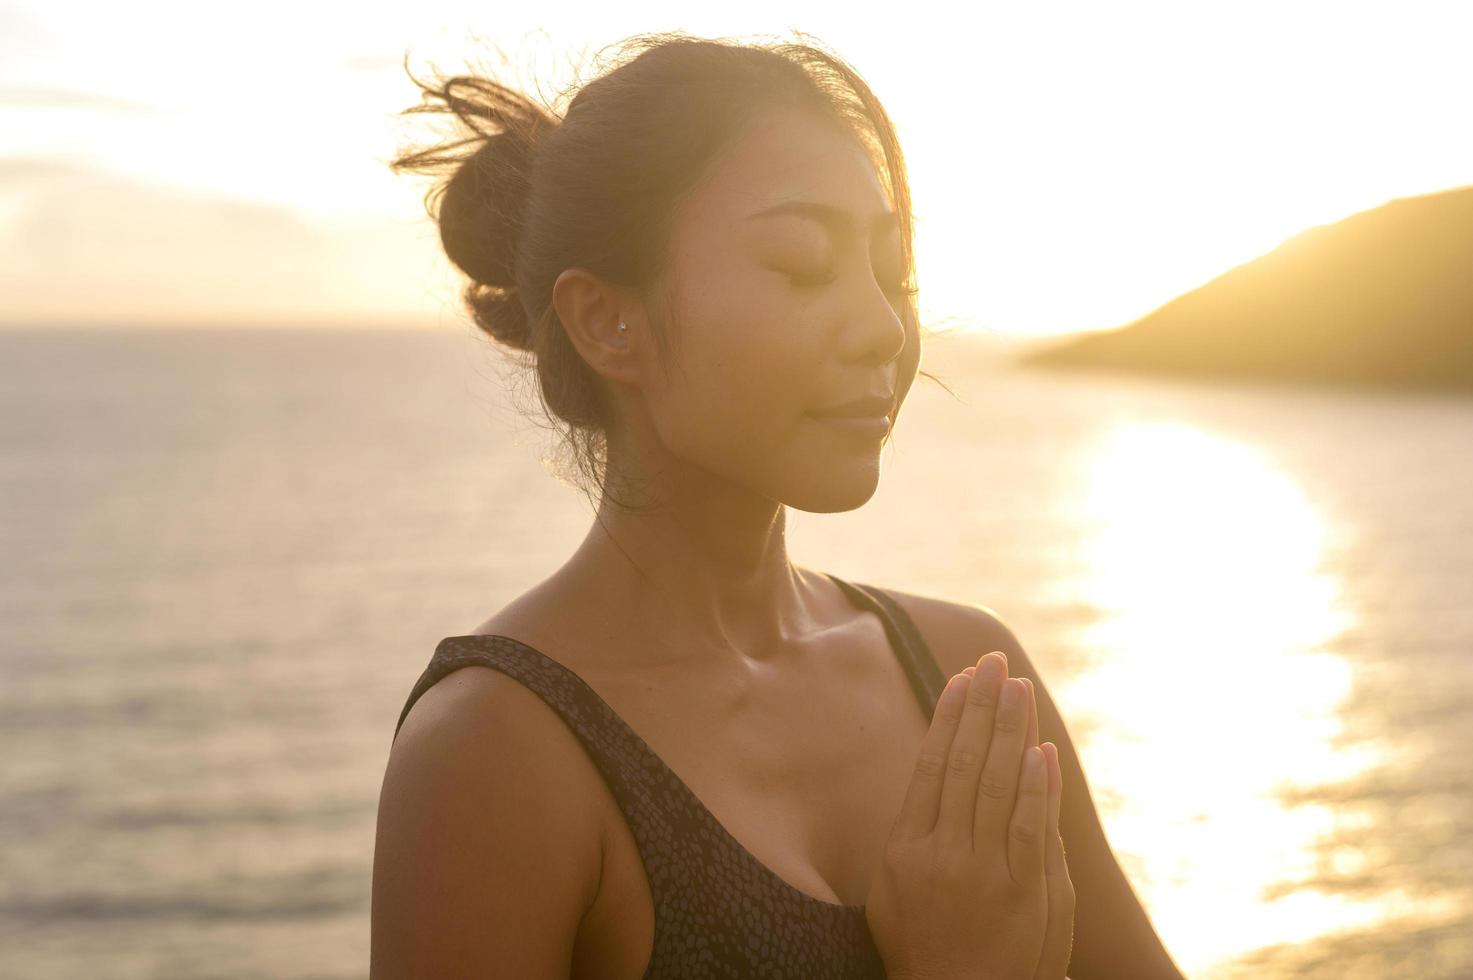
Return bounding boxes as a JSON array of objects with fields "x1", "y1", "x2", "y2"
[{"x1": 746, "y1": 200, "x2": 899, "y2": 239}]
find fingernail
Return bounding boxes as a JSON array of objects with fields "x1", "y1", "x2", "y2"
[
  {"x1": 942, "y1": 673, "x2": 970, "y2": 704},
  {"x1": 1001, "y1": 678, "x2": 1022, "y2": 707}
]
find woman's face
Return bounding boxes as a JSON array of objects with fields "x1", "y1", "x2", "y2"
[{"x1": 639, "y1": 106, "x2": 920, "y2": 514}]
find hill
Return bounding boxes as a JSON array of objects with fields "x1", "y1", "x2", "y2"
[{"x1": 1020, "y1": 184, "x2": 1473, "y2": 389}]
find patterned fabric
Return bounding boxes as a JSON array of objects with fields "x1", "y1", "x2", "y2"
[{"x1": 392, "y1": 572, "x2": 947, "y2": 979}]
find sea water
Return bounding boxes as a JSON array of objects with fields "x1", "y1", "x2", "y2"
[{"x1": 1, "y1": 325, "x2": 1469, "y2": 978}]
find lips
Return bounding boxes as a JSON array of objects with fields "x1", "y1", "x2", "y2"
[
  {"x1": 808, "y1": 391, "x2": 895, "y2": 419},
  {"x1": 810, "y1": 413, "x2": 891, "y2": 436}
]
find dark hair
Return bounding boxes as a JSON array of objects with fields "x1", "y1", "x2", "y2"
[{"x1": 391, "y1": 31, "x2": 947, "y2": 510}]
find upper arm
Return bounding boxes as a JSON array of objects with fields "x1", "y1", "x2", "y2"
[
  {"x1": 889, "y1": 591, "x2": 1187, "y2": 980},
  {"x1": 371, "y1": 667, "x2": 605, "y2": 979}
]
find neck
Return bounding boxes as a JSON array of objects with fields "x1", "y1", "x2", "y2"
[{"x1": 556, "y1": 478, "x2": 822, "y2": 670}]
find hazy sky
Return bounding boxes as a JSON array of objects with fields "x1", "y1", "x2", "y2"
[{"x1": 3, "y1": 0, "x2": 1471, "y2": 336}]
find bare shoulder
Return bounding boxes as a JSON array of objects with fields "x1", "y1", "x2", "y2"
[
  {"x1": 371, "y1": 663, "x2": 607, "y2": 977},
  {"x1": 876, "y1": 585, "x2": 1035, "y2": 681}
]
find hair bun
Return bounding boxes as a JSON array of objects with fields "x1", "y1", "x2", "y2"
[
  {"x1": 439, "y1": 131, "x2": 533, "y2": 288},
  {"x1": 441, "y1": 127, "x2": 545, "y2": 351},
  {"x1": 462, "y1": 281, "x2": 529, "y2": 350}
]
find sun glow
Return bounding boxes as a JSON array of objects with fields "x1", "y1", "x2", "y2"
[{"x1": 2, "y1": 2, "x2": 1471, "y2": 331}]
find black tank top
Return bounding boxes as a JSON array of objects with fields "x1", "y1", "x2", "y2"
[{"x1": 391, "y1": 572, "x2": 948, "y2": 979}]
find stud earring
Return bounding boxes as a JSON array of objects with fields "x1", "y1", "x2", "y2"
[{"x1": 617, "y1": 321, "x2": 628, "y2": 332}]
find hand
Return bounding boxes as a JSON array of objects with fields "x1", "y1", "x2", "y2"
[{"x1": 865, "y1": 652, "x2": 1075, "y2": 980}]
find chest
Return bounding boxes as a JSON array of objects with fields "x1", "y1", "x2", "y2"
[{"x1": 568, "y1": 637, "x2": 932, "y2": 980}]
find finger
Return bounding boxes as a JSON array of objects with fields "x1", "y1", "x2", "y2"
[
  {"x1": 893, "y1": 670, "x2": 972, "y2": 840},
  {"x1": 1038, "y1": 743, "x2": 1065, "y2": 882},
  {"x1": 1036, "y1": 742, "x2": 1075, "y2": 979},
  {"x1": 1021, "y1": 677, "x2": 1039, "y2": 749},
  {"x1": 935, "y1": 652, "x2": 1008, "y2": 850},
  {"x1": 1006, "y1": 745, "x2": 1048, "y2": 884},
  {"x1": 1042, "y1": 742, "x2": 1063, "y2": 873},
  {"x1": 972, "y1": 675, "x2": 1031, "y2": 849}
]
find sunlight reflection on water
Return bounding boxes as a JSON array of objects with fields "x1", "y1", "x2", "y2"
[{"x1": 1059, "y1": 419, "x2": 1405, "y2": 970}]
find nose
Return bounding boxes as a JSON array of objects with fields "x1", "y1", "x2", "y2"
[{"x1": 848, "y1": 267, "x2": 909, "y2": 369}]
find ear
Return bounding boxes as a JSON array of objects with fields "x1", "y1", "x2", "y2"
[{"x1": 551, "y1": 267, "x2": 642, "y2": 387}]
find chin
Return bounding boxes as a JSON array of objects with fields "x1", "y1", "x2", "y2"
[{"x1": 782, "y1": 457, "x2": 883, "y2": 514}]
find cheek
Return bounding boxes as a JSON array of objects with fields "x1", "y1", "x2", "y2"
[{"x1": 658, "y1": 264, "x2": 821, "y2": 444}]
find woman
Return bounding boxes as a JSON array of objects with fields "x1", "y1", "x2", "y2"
[{"x1": 371, "y1": 32, "x2": 1183, "y2": 980}]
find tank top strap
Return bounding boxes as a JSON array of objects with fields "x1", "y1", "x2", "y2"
[
  {"x1": 392, "y1": 635, "x2": 698, "y2": 882},
  {"x1": 823, "y1": 573, "x2": 950, "y2": 719},
  {"x1": 391, "y1": 632, "x2": 889, "y2": 978}
]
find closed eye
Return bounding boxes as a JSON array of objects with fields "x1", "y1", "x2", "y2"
[
  {"x1": 783, "y1": 269, "x2": 916, "y2": 299},
  {"x1": 784, "y1": 270, "x2": 836, "y2": 288}
]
